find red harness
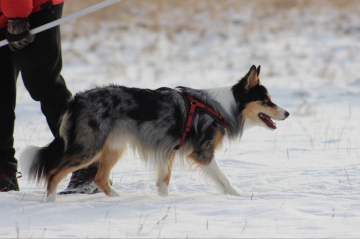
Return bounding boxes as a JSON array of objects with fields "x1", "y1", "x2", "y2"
[{"x1": 174, "y1": 93, "x2": 226, "y2": 150}]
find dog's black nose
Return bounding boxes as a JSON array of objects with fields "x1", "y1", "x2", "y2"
[{"x1": 285, "y1": 111, "x2": 290, "y2": 118}]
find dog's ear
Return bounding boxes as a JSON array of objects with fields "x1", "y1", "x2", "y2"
[
  {"x1": 244, "y1": 65, "x2": 259, "y2": 91},
  {"x1": 256, "y1": 65, "x2": 261, "y2": 77},
  {"x1": 233, "y1": 65, "x2": 260, "y2": 96}
]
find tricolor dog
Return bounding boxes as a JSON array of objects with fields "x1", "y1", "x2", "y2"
[{"x1": 20, "y1": 65, "x2": 289, "y2": 202}]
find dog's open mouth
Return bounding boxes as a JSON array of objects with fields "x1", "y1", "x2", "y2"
[{"x1": 259, "y1": 113, "x2": 277, "y2": 129}]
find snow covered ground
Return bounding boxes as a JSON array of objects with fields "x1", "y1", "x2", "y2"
[{"x1": 1, "y1": 2, "x2": 360, "y2": 238}]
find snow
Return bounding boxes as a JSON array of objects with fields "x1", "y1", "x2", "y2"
[{"x1": 1, "y1": 3, "x2": 360, "y2": 238}]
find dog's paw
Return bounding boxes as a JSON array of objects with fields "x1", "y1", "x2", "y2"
[
  {"x1": 108, "y1": 188, "x2": 121, "y2": 197},
  {"x1": 158, "y1": 190, "x2": 169, "y2": 197},
  {"x1": 157, "y1": 183, "x2": 169, "y2": 197},
  {"x1": 225, "y1": 187, "x2": 241, "y2": 197},
  {"x1": 46, "y1": 190, "x2": 57, "y2": 202}
]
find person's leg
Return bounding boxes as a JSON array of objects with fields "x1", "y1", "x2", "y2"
[
  {"x1": 17, "y1": 3, "x2": 101, "y2": 194},
  {"x1": 0, "y1": 28, "x2": 21, "y2": 192},
  {"x1": 16, "y1": 3, "x2": 72, "y2": 136}
]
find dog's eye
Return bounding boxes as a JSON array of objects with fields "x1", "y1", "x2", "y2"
[{"x1": 264, "y1": 98, "x2": 269, "y2": 103}]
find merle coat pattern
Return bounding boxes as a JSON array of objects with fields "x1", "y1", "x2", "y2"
[{"x1": 20, "y1": 65, "x2": 289, "y2": 202}]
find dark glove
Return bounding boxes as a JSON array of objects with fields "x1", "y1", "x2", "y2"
[{"x1": 6, "y1": 18, "x2": 35, "y2": 51}]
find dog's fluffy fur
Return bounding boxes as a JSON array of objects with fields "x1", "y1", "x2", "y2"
[{"x1": 20, "y1": 65, "x2": 289, "y2": 202}]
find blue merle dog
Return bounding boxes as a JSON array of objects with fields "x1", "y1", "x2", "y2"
[{"x1": 20, "y1": 65, "x2": 289, "y2": 202}]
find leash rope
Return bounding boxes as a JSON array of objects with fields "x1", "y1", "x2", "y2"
[{"x1": 0, "y1": 0, "x2": 121, "y2": 47}]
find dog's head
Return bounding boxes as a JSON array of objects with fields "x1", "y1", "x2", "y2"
[{"x1": 232, "y1": 65, "x2": 289, "y2": 130}]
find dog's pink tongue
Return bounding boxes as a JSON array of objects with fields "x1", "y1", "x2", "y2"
[{"x1": 262, "y1": 114, "x2": 277, "y2": 129}]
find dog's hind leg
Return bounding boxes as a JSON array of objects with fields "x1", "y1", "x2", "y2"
[
  {"x1": 156, "y1": 153, "x2": 174, "y2": 197},
  {"x1": 94, "y1": 144, "x2": 124, "y2": 197},
  {"x1": 188, "y1": 131, "x2": 241, "y2": 196},
  {"x1": 47, "y1": 168, "x2": 71, "y2": 202},
  {"x1": 46, "y1": 151, "x2": 103, "y2": 202}
]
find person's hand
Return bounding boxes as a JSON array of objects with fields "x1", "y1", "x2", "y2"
[{"x1": 6, "y1": 18, "x2": 35, "y2": 51}]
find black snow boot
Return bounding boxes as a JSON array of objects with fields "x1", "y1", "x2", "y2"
[{"x1": 0, "y1": 171, "x2": 20, "y2": 192}]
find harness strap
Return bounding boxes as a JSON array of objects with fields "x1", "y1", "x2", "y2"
[{"x1": 174, "y1": 93, "x2": 226, "y2": 150}]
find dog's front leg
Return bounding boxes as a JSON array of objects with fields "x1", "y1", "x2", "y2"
[
  {"x1": 189, "y1": 130, "x2": 241, "y2": 197},
  {"x1": 156, "y1": 156, "x2": 174, "y2": 197},
  {"x1": 201, "y1": 158, "x2": 241, "y2": 196}
]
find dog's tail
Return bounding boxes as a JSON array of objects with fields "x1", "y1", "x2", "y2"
[{"x1": 20, "y1": 136, "x2": 65, "y2": 185}]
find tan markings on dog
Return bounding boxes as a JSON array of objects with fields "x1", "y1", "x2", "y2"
[
  {"x1": 245, "y1": 68, "x2": 259, "y2": 91},
  {"x1": 94, "y1": 143, "x2": 124, "y2": 195},
  {"x1": 213, "y1": 130, "x2": 224, "y2": 152},
  {"x1": 47, "y1": 151, "x2": 103, "y2": 195},
  {"x1": 241, "y1": 101, "x2": 281, "y2": 125},
  {"x1": 59, "y1": 112, "x2": 70, "y2": 149},
  {"x1": 47, "y1": 167, "x2": 74, "y2": 195},
  {"x1": 59, "y1": 112, "x2": 69, "y2": 137},
  {"x1": 163, "y1": 153, "x2": 174, "y2": 186},
  {"x1": 188, "y1": 154, "x2": 211, "y2": 166},
  {"x1": 187, "y1": 130, "x2": 224, "y2": 167},
  {"x1": 267, "y1": 93, "x2": 272, "y2": 99}
]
